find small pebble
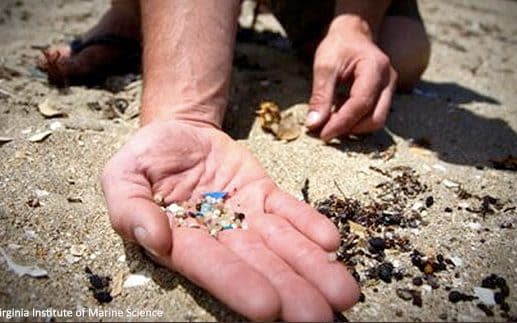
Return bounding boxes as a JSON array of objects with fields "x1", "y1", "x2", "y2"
[
  {"x1": 377, "y1": 262, "x2": 394, "y2": 283},
  {"x1": 477, "y1": 303, "x2": 494, "y2": 317},
  {"x1": 412, "y1": 277, "x2": 423, "y2": 286},
  {"x1": 396, "y1": 288, "x2": 413, "y2": 301},
  {"x1": 368, "y1": 237, "x2": 386, "y2": 253},
  {"x1": 448, "y1": 291, "x2": 476, "y2": 303},
  {"x1": 153, "y1": 193, "x2": 164, "y2": 206},
  {"x1": 425, "y1": 196, "x2": 434, "y2": 207},
  {"x1": 93, "y1": 291, "x2": 113, "y2": 303}
]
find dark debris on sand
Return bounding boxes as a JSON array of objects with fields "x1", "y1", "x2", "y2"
[
  {"x1": 313, "y1": 165, "x2": 514, "y2": 318},
  {"x1": 85, "y1": 266, "x2": 113, "y2": 304}
]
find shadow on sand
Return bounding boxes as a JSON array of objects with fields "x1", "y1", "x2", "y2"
[{"x1": 386, "y1": 80, "x2": 515, "y2": 167}]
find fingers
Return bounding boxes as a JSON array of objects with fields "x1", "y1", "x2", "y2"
[
  {"x1": 265, "y1": 189, "x2": 340, "y2": 251},
  {"x1": 101, "y1": 153, "x2": 172, "y2": 258},
  {"x1": 172, "y1": 227, "x2": 281, "y2": 321},
  {"x1": 251, "y1": 214, "x2": 361, "y2": 311},
  {"x1": 351, "y1": 67, "x2": 397, "y2": 134},
  {"x1": 319, "y1": 60, "x2": 386, "y2": 141},
  {"x1": 306, "y1": 54, "x2": 339, "y2": 129},
  {"x1": 219, "y1": 230, "x2": 333, "y2": 322}
]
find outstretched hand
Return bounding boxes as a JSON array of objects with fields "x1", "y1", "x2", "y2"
[
  {"x1": 101, "y1": 120, "x2": 359, "y2": 321},
  {"x1": 306, "y1": 17, "x2": 398, "y2": 141}
]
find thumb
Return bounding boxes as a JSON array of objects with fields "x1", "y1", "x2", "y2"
[
  {"x1": 101, "y1": 159, "x2": 172, "y2": 259},
  {"x1": 307, "y1": 60, "x2": 337, "y2": 129}
]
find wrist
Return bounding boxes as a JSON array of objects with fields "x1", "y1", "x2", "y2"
[
  {"x1": 328, "y1": 15, "x2": 374, "y2": 40},
  {"x1": 140, "y1": 102, "x2": 224, "y2": 129}
]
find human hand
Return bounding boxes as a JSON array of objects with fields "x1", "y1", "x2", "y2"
[
  {"x1": 101, "y1": 120, "x2": 360, "y2": 321},
  {"x1": 306, "y1": 16, "x2": 398, "y2": 141}
]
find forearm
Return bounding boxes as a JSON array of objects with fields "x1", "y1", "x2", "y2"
[
  {"x1": 140, "y1": 0, "x2": 240, "y2": 127},
  {"x1": 332, "y1": 0, "x2": 391, "y2": 40}
]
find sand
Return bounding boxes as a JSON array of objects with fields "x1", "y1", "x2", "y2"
[{"x1": 0, "y1": 0, "x2": 516, "y2": 321}]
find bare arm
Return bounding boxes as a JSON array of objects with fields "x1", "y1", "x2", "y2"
[
  {"x1": 333, "y1": 0, "x2": 391, "y2": 39},
  {"x1": 307, "y1": 0, "x2": 397, "y2": 140},
  {"x1": 140, "y1": 0, "x2": 240, "y2": 127}
]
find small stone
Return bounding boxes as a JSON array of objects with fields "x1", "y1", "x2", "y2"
[
  {"x1": 153, "y1": 193, "x2": 164, "y2": 206},
  {"x1": 412, "y1": 292, "x2": 423, "y2": 307},
  {"x1": 442, "y1": 179, "x2": 460, "y2": 188},
  {"x1": 481, "y1": 274, "x2": 498, "y2": 289},
  {"x1": 67, "y1": 196, "x2": 82, "y2": 203},
  {"x1": 448, "y1": 291, "x2": 476, "y2": 303},
  {"x1": 412, "y1": 277, "x2": 423, "y2": 286},
  {"x1": 27, "y1": 197, "x2": 40, "y2": 208},
  {"x1": 424, "y1": 263, "x2": 434, "y2": 275},
  {"x1": 377, "y1": 262, "x2": 394, "y2": 283},
  {"x1": 93, "y1": 291, "x2": 112, "y2": 303},
  {"x1": 500, "y1": 221, "x2": 513, "y2": 229},
  {"x1": 449, "y1": 256, "x2": 463, "y2": 267},
  {"x1": 425, "y1": 196, "x2": 434, "y2": 207},
  {"x1": 477, "y1": 303, "x2": 494, "y2": 317},
  {"x1": 368, "y1": 237, "x2": 386, "y2": 253},
  {"x1": 449, "y1": 291, "x2": 463, "y2": 303},
  {"x1": 396, "y1": 288, "x2": 413, "y2": 301},
  {"x1": 495, "y1": 276, "x2": 507, "y2": 288},
  {"x1": 70, "y1": 244, "x2": 86, "y2": 256},
  {"x1": 500, "y1": 302, "x2": 510, "y2": 312}
]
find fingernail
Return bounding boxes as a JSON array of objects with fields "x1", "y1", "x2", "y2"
[
  {"x1": 305, "y1": 111, "x2": 321, "y2": 127},
  {"x1": 134, "y1": 226, "x2": 158, "y2": 257}
]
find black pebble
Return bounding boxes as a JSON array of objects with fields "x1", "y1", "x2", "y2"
[
  {"x1": 412, "y1": 277, "x2": 423, "y2": 286},
  {"x1": 477, "y1": 303, "x2": 494, "y2": 317},
  {"x1": 500, "y1": 302, "x2": 510, "y2": 312},
  {"x1": 495, "y1": 276, "x2": 507, "y2": 288},
  {"x1": 358, "y1": 293, "x2": 365, "y2": 303},
  {"x1": 481, "y1": 274, "x2": 498, "y2": 289},
  {"x1": 444, "y1": 207, "x2": 453, "y2": 213},
  {"x1": 500, "y1": 285, "x2": 510, "y2": 297},
  {"x1": 425, "y1": 196, "x2": 434, "y2": 208},
  {"x1": 412, "y1": 293, "x2": 423, "y2": 307},
  {"x1": 89, "y1": 275, "x2": 109, "y2": 289},
  {"x1": 494, "y1": 292, "x2": 504, "y2": 304},
  {"x1": 93, "y1": 291, "x2": 113, "y2": 303},
  {"x1": 368, "y1": 237, "x2": 386, "y2": 253},
  {"x1": 377, "y1": 262, "x2": 394, "y2": 283},
  {"x1": 448, "y1": 291, "x2": 476, "y2": 303},
  {"x1": 448, "y1": 291, "x2": 462, "y2": 303},
  {"x1": 236, "y1": 212, "x2": 246, "y2": 221}
]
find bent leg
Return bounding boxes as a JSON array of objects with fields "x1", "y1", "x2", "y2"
[{"x1": 378, "y1": 15, "x2": 431, "y2": 91}]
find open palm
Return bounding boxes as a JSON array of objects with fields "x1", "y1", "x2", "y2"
[{"x1": 101, "y1": 120, "x2": 359, "y2": 321}]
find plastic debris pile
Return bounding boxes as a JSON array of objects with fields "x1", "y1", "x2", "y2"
[{"x1": 164, "y1": 192, "x2": 247, "y2": 238}]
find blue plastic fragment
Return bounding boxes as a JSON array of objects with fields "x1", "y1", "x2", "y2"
[
  {"x1": 203, "y1": 191, "x2": 228, "y2": 199},
  {"x1": 200, "y1": 203, "x2": 213, "y2": 214}
]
